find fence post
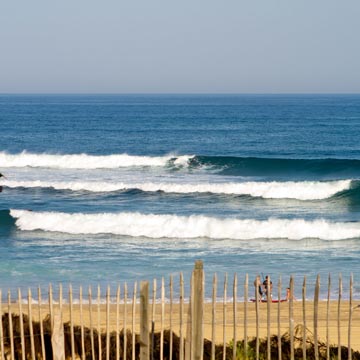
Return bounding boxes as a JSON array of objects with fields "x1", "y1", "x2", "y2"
[
  {"x1": 0, "y1": 290, "x2": 4, "y2": 360},
  {"x1": 18, "y1": 288, "x2": 26, "y2": 360},
  {"x1": 140, "y1": 281, "x2": 150, "y2": 360},
  {"x1": 348, "y1": 274, "x2": 353, "y2": 360},
  {"x1": 326, "y1": 274, "x2": 331, "y2": 360},
  {"x1": 28, "y1": 288, "x2": 36, "y2": 360},
  {"x1": 314, "y1": 275, "x2": 320, "y2": 360},
  {"x1": 289, "y1": 276, "x2": 294, "y2": 360},
  {"x1": 244, "y1": 274, "x2": 248, "y2": 360},
  {"x1": 338, "y1": 274, "x2": 342, "y2": 360},
  {"x1": 180, "y1": 273, "x2": 185, "y2": 360},
  {"x1": 38, "y1": 287, "x2": 46, "y2": 360},
  {"x1": 222, "y1": 273, "x2": 227, "y2": 360},
  {"x1": 106, "y1": 286, "x2": 110, "y2": 360},
  {"x1": 233, "y1": 273, "x2": 237, "y2": 360},
  {"x1": 267, "y1": 276, "x2": 271, "y2": 360},
  {"x1": 170, "y1": 275, "x2": 173, "y2": 360},
  {"x1": 211, "y1": 274, "x2": 217, "y2": 360},
  {"x1": 302, "y1": 276, "x2": 307, "y2": 360},
  {"x1": 191, "y1": 260, "x2": 204, "y2": 360},
  {"x1": 52, "y1": 310, "x2": 65, "y2": 360},
  {"x1": 278, "y1": 276, "x2": 282, "y2": 360},
  {"x1": 8, "y1": 290, "x2": 15, "y2": 360}
]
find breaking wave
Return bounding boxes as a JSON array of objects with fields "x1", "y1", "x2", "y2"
[
  {"x1": 10, "y1": 210, "x2": 360, "y2": 240},
  {"x1": 2, "y1": 179, "x2": 353, "y2": 200},
  {"x1": 0, "y1": 151, "x2": 194, "y2": 169}
]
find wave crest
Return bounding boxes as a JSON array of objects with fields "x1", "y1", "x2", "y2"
[
  {"x1": 10, "y1": 210, "x2": 360, "y2": 240},
  {"x1": 0, "y1": 151, "x2": 194, "y2": 169},
  {"x1": 2, "y1": 179, "x2": 352, "y2": 200}
]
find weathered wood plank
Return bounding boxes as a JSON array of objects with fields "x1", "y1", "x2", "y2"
[
  {"x1": 314, "y1": 274, "x2": 320, "y2": 360},
  {"x1": 244, "y1": 274, "x2": 248, "y2": 360},
  {"x1": 38, "y1": 287, "x2": 46, "y2": 360},
  {"x1": 348, "y1": 274, "x2": 353, "y2": 360},
  {"x1": 278, "y1": 276, "x2": 282, "y2": 360},
  {"x1": 255, "y1": 276, "x2": 260, "y2": 360},
  {"x1": 97, "y1": 285, "x2": 102, "y2": 360},
  {"x1": 191, "y1": 260, "x2": 204, "y2": 360},
  {"x1": 132, "y1": 282, "x2": 137, "y2": 360},
  {"x1": 8, "y1": 290, "x2": 15, "y2": 360},
  {"x1": 124, "y1": 282, "x2": 128, "y2": 360},
  {"x1": 18, "y1": 288, "x2": 26, "y2": 360},
  {"x1": 69, "y1": 285, "x2": 75, "y2": 360},
  {"x1": 80, "y1": 286, "x2": 85, "y2": 360},
  {"x1": 223, "y1": 273, "x2": 228, "y2": 360},
  {"x1": 51, "y1": 310, "x2": 65, "y2": 360},
  {"x1": 88, "y1": 286, "x2": 95, "y2": 360},
  {"x1": 28, "y1": 288, "x2": 36, "y2": 360},
  {"x1": 106, "y1": 286, "x2": 110, "y2": 360},
  {"x1": 160, "y1": 278, "x2": 164, "y2": 360},
  {"x1": 211, "y1": 274, "x2": 217, "y2": 360},
  {"x1": 289, "y1": 276, "x2": 294, "y2": 360},
  {"x1": 169, "y1": 276, "x2": 173, "y2": 360},
  {"x1": 233, "y1": 273, "x2": 237, "y2": 360},
  {"x1": 116, "y1": 285, "x2": 120, "y2": 360},
  {"x1": 338, "y1": 274, "x2": 342, "y2": 360},
  {"x1": 49, "y1": 284, "x2": 54, "y2": 332},
  {"x1": 180, "y1": 273, "x2": 184, "y2": 360},
  {"x1": 0, "y1": 290, "x2": 4, "y2": 360},
  {"x1": 151, "y1": 279, "x2": 156, "y2": 360},
  {"x1": 326, "y1": 274, "x2": 331, "y2": 360},
  {"x1": 267, "y1": 276, "x2": 271, "y2": 360},
  {"x1": 302, "y1": 276, "x2": 306, "y2": 360},
  {"x1": 140, "y1": 281, "x2": 149, "y2": 360}
]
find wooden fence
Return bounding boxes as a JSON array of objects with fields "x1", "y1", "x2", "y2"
[{"x1": 0, "y1": 260, "x2": 359, "y2": 360}]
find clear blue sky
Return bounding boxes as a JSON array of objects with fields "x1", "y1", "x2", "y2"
[{"x1": 1, "y1": 0, "x2": 359, "y2": 93}]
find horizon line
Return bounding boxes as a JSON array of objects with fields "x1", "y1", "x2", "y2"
[{"x1": 1, "y1": 92, "x2": 360, "y2": 96}]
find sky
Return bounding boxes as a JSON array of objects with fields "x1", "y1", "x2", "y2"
[{"x1": 0, "y1": 0, "x2": 360, "y2": 94}]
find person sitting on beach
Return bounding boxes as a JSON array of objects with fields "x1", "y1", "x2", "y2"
[
  {"x1": 263, "y1": 275, "x2": 273, "y2": 299},
  {"x1": 285, "y1": 287, "x2": 297, "y2": 301},
  {"x1": 254, "y1": 275, "x2": 263, "y2": 300}
]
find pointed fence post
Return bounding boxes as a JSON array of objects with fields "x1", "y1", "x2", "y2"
[
  {"x1": 191, "y1": 260, "x2": 204, "y2": 360},
  {"x1": 140, "y1": 281, "x2": 150, "y2": 360},
  {"x1": 326, "y1": 274, "x2": 331, "y2": 360},
  {"x1": 278, "y1": 276, "x2": 282, "y2": 360},
  {"x1": 302, "y1": 276, "x2": 307, "y2": 360},
  {"x1": 338, "y1": 274, "x2": 342, "y2": 360},
  {"x1": 52, "y1": 310, "x2": 65, "y2": 360},
  {"x1": 0, "y1": 290, "x2": 4, "y2": 360},
  {"x1": 211, "y1": 274, "x2": 217, "y2": 360},
  {"x1": 348, "y1": 274, "x2": 353, "y2": 360},
  {"x1": 314, "y1": 275, "x2": 320, "y2": 360},
  {"x1": 289, "y1": 276, "x2": 294, "y2": 360}
]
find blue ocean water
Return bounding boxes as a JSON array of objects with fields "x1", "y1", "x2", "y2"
[{"x1": 1, "y1": 94, "x2": 360, "y2": 299}]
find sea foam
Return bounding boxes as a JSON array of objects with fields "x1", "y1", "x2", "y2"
[
  {"x1": 0, "y1": 151, "x2": 193, "y2": 169},
  {"x1": 2, "y1": 179, "x2": 352, "y2": 200},
  {"x1": 10, "y1": 210, "x2": 360, "y2": 240}
]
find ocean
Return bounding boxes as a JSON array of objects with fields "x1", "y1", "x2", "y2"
[{"x1": 1, "y1": 94, "x2": 360, "y2": 300}]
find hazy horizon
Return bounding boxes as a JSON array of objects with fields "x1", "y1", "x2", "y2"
[{"x1": 1, "y1": 0, "x2": 360, "y2": 94}]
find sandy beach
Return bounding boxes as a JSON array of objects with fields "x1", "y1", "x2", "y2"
[{"x1": 5, "y1": 300, "x2": 360, "y2": 351}]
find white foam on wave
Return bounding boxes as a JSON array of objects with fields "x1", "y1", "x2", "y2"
[
  {"x1": 10, "y1": 210, "x2": 360, "y2": 240},
  {"x1": 2, "y1": 179, "x2": 352, "y2": 200},
  {"x1": 0, "y1": 151, "x2": 193, "y2": 169}
]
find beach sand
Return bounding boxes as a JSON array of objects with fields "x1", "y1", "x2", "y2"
[{"x1": 6, "y1": 300, "x2": 360, "y2": 351}]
